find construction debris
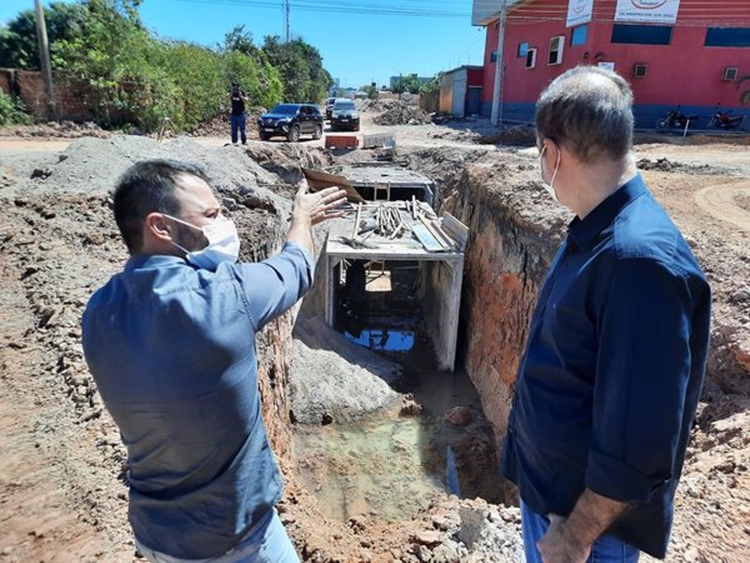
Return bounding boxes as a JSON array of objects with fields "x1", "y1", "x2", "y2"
[
  {"x1": 342, "y1": 201, "x2": 463, "y2": 253},
  {"x1": 374, "y1": 103, "x2": 433, "y2": 126}
]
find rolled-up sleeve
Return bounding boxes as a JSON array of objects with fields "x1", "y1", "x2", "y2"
[
  {"x1": 586, "y1": 257, "x2": 694, "y2": 503},
  {"x1": 233, "y1": 242, "x2": 315, "y2": 330}
]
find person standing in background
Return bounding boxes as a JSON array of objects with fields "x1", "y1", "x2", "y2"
[{"x1": 230, "y1": 81, "x2": 247, "y2": 145}]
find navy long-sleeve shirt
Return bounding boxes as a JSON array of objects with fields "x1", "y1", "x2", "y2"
[
  {"x1": 500, "y1": 175, "x2": 711, "y2": 559},
  {"x1": 82, "y1": 242, "x2": 314, "y2": 559}
]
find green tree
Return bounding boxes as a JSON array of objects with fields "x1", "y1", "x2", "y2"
[
  {"x1": 362, "y1": 84, "x2": 378, "y2": 100},
  {"x1": 155, "y1": 41, "x2": 225, "y2": 130},
  {"x1": 420, "y1": 73, "x2": 443, "y2": 95},
  {"x1": 261, "y1": 36, "x2": 332, "y2": 103},
  {"x1": 391, "y1": 74, "x2": 423, "y2": 95},
  {"x1": 220, "y1": 50, "x2": 283, "y2": 110},
  {"x1": 219, "y1": 26, "x2": 283, "y2": 109},
  {"x1": 52, "y1": 0, "x2": 157, "y2": 128},
  {"x1": 0, "y1": 2, "x2": 86, "y2": 70},
  {"x1": 222, "y1": 25, "x2": 259, "y2": 59}
]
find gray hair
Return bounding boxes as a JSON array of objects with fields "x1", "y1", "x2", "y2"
[{"x1": 535, "y1": 66, "x2": 634, "y2": 164}]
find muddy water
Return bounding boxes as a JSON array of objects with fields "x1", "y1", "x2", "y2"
[
  {"x1": 294, "y1": 300, "x2": 500, "y2": 523},
  {"x1": 293, "y1": 359, "x2": 489, "y2": 522}
]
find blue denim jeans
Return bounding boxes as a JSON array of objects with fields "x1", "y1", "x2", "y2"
[
  {"x1": 231, "y1": 113, "x2": 246, "y2": 144},
  {"x1": 135, "y1": 508, "x2": 300, "y2": 563},
  {"x1": 521, "y1": 500, "x2": 640, "y2": 563}
]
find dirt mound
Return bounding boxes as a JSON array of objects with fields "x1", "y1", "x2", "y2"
[
  {"x1": 636, "y1": 157, "x2": 717, "y2": 175},
  {"x1": 637, "y1": 157, "x2": 683, "y2": 171},
  {"x1": 290, "y1": 316, "x2": 403, "y2": 424},
  {"x1": 477, "y1": 125, "x2": 536, "y2": 146},
  {"x1": 360, "y1": 98, "x2": 399, "y2": 113},
  {"x1": 634, "y1": 132, "x2": 750, "y2": 146},
  {"x1": 0, "y1": 120, "x2": 110, "y2": 139},
  {"x1": 374, "y1": 102, "x2": 432, "y2": 126}
]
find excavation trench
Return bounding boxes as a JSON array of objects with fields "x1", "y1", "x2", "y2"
[
  {"x1": 278, "y1": 149, "x2": 568, "y2": 543},
  {"x1": 3, "y1": 135, "x2": 748, "y2": 561}
]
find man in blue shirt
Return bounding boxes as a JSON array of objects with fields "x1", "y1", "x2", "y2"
[
  {"x1": 82, "y1": 159, "x2": 346, "y2": 562},
  {"x1": 500, "y1": 67, "x2": 711, "y2": 562}
]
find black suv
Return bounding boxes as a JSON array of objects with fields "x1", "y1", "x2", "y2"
[{"x1": 257, "y1": 103, "x2": 324, "y2": 142}]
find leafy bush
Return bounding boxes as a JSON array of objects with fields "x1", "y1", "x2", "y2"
[{"x1": 0, "y1": 90, "x2": 33, "y2": 126}]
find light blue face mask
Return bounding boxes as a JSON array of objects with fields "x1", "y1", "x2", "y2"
[
  {"x1": 165, "y1": 214, "x2": 241, "y2": 270},
  {"x1": 539, "y1": 143, "x2": 562, "y2": 203}
]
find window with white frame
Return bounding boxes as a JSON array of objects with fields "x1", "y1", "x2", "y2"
[
  {"x1": 526, "y1": 48, "x2": 537, "y2": 69},
  {"x1": 548, "y1": 36, "x2": 564, "y2": 65}
]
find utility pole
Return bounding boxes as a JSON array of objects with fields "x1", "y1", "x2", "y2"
[
  {"x1": 490, "y1": 0, "x2": 507, "y2": 126},
  {"x1": 284, "y1": 0, "x2": 290, "y2": 43},
  {"x1": 34, "y1": 0, "x2": 55, "y2": 120}
]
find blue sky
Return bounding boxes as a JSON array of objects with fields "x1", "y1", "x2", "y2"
[{"x1": 1, "y1": 0, "x2": 488, "y2": 89}]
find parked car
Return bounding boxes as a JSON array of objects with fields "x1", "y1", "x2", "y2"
[
  {"x1": 330, "y1": 99, "x2": 360, "y2": 132},
  {"x1": 325, "y1": 97, "x2": 338, "y2": 121},
  {"x1": 257, "y1": 103, "x2": 323, "y2": 142}
]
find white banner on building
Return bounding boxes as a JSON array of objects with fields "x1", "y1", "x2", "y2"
[
  {"x1": 615, "y1": 0, "x2": 681, "y2": 24},
  {"x1": 567, "y1": 0, "x2": 594, "y2": 28}
]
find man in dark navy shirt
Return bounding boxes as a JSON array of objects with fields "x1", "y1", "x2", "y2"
[{"x1": 500, "y1": 66, "x2": 711, "y2": 562}]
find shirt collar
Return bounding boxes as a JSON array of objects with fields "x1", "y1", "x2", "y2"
[
  {"x1": 567, "y1": 174, "x2": 648, "y2": 251},
  {"x1": 124, "y1": 253, "x2": 187, "y2": 272}
]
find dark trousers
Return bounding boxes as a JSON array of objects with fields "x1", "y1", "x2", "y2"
[{"x1": 231, "y1": 114, "x2": 247, "y2": 144}]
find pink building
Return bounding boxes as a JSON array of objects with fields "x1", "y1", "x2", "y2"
[{"x1": 472, "y1": 0, "x2": 750, "y2": 128}]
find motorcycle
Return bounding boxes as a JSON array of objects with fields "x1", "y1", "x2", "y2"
[
  {"x1": 656, "y1": 108, "x2": 699, "y2": 130},
  {"x1": 708, "y1": 109, "x2": 744, "y2": 130}
]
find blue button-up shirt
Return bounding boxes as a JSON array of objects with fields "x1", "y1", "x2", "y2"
[
  {"x1": 500, "y1": 175, "x2": 711, "y2": 558},
  {"x1": 82, "y1": 242, "x2": 314, "y2": 559}
]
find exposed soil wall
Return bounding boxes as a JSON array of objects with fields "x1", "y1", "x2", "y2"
[{"x1": 436, "y1": 153, "x2": 569, "y2": 441}]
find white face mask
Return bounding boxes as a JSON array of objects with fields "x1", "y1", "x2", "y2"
[
  {"x1": 539, "y1": 143, "x2": 561, "y2": 203},
  {"x1": 165, "y1": 214, "x2": 240, "y2": 270}
]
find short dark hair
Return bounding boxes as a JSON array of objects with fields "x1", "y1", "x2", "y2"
[
  {"x1": 535, "y1": 66, "x2": 634, "y2": 164},
  {"x1": 113, "y1": 159, "x2": 209, "y2": 254}
]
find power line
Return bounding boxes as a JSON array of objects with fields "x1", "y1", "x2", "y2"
[{"x1": 176, "y1": 0, "x2": 472, "y2": 18}]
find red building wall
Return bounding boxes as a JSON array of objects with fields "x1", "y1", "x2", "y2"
[
  {"x1": 480, "y1": 0, "x2": 750, "y2": 124},
  {"x1": 468, "y1": 67, "x2": 484, "y2": 87}
]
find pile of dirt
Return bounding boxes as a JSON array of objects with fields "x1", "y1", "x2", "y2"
[
  {"x1": 289, "y1": 316, "x2": 403, "y2": 424},
  {"x1": 374, "y1": 103, "x2": 433, "y2": 126},
  {"x1": 636, "y1": 157, "x2": 717, "y2": 175},
  {"x1": 360, "y1": 98, "x2": 399, "y2": 113},
  {"x1": 477, "y1": 125, "x2": 536, "y2": 146},
  {"x1": 637, "y1": 157, "x2": 683, "y2": 171},
  {"x1": 0, "y1": 120, "x2": 110, "y2": 139}
]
